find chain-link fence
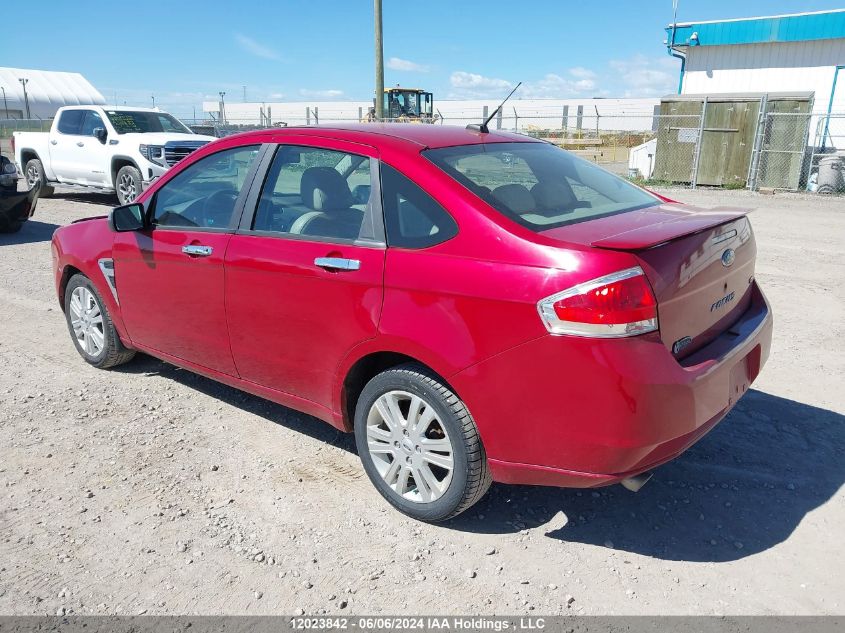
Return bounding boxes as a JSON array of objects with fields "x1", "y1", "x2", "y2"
[
  {"x1": 2, "y1": 108, "x2": 843, "y2": 194},
  {"x1": 807, "y1": 114, "x2": 845, "y2": 194},
  {"x1": 748, "y1": 112, "x2": 813, "y2": 191}
]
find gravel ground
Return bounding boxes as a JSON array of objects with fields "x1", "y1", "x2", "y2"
[{"x1": 0, "y1": 186, "x2": 842, "y2": 616}]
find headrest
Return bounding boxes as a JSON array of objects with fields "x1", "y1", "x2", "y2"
[
  {"x1": 531, "y1": 181, "x2": 577, "y2": 209},
  {"x1": 300, "y1": 167, "x2": 354, "y2": 211},
  {"x1": 491, "y1": 184, "x2": 536, "y2": 214}
]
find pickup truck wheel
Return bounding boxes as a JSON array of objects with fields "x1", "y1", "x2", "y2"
[
  {"x1": 64, "y1": 274, "x2": 136, "y2": 369},
  {"x1": 24, "y1": 159, "x2": 54, "y2": 197},
  {"x1": 116, "y1": 166, "x2": 142, "y2": 205},
  {"x1": 354, "y1": 363, "x2": 491, "y2": 522}
]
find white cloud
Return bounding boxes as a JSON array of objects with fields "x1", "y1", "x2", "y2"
[
  {"x1": 449, "y1": 71, "x2": 513, "y2": 98},
  {"x1": 608, "y1": 55, "x2": 678, "y2": 97},
  {"x1": 235, "y1": 33, "x2": 282, "y2": 61},
  {"x1": 298, "y1": 88, "x2": 345, "y2": 99},
  {"x1": 449, "y1": 68, "x2": 604, "y2": 99},
  {"x1": 386, "y1": 57, "x2": 430, "y2": 72},
  {"x1": 569, "y1": 66, "x2": 596, "y2": 79},
  {"x1": 520, "y1": 73, "x2": 599, "y2": 98}
]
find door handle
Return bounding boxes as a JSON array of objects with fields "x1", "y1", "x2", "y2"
[
  {"x1": 76, "y1": 141, "x2": 85, "y2": 147},
  {"x1": 50, "y1": 140, "x2": 58, "y2": 145},
  {"x1": 182, "y1": 245, "x2": 213, "y2": 257},
  {"x1": 314, "y1": 257, "x2": 361, "y2": 271}
]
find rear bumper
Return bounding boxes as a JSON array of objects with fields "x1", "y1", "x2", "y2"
[{"x1": 451, "y1": 281, "x2": 773, "y2": 487}]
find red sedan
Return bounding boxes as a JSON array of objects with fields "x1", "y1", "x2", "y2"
[{"x1": 51, "y1": 124, "x2": 772, "y2": 521}]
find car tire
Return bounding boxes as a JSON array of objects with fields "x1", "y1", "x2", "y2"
[
  {"x1": 354, "y1": 363, "x2": 491, "y2": 522},
  {"x1": 24, "y1": 158, "x2": 54, "y2": 197},
  {"x1": 115, "y1": 165, "x2": 142, "y2": 205},
  {"x1": 64, "y1": 274, "x2": 136, "y2": 369}
]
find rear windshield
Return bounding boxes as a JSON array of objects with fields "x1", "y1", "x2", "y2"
[
  {"x1": 105, "y1": 110, "x2": 192, "y2": 135},
  {"x1": 423, "y1": 142, "x2": 659, "y2": 230}
]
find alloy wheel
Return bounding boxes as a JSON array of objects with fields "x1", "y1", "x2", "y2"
[
  {"x1": 69, "y1": 286, "x2": 105, "y2": 357},
  {"x1": 25, "y1": 164, "x2": 40, "y2": 188},
  {"x1": 365, "y1": 390, "x2": 454, "y2": 503},
  {"x1": 118, "y1": 173, "x2": 137, "y2": 202}
]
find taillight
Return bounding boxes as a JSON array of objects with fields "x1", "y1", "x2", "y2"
[{"x1": 537, "y1": 266, "x2": 658, "y2": 338}]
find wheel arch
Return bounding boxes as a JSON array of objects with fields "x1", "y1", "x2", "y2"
[
  {"x1": 110, "y1": 156, "x2": 141, "y2": 185},
  {"x1": 338, "y1": 349, "x2": 459, "y2": 433},
  {"x1": 20, "y1": 148, "x2": 40, "y2": 167},
  {"x1": 58, "y1": 264, "x2": 84, "y2": 312}
]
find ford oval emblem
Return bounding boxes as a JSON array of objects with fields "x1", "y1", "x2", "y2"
[{"x1": 721, "y1": 248, "x2": 736, "y2": 267}]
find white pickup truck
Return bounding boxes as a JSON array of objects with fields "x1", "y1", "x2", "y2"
[{"x1": 13, "y1": 105, "x2": 216, "y2": 204}]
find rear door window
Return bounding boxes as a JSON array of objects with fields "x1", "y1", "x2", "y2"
[
  {"x1": 251, "y1": 145, "x2": 379, "y2": 243},
  {"x1": 57, "y1": 110, "x2": 84, "y2": 135},
  {"x1": 380, "y1": 164, "x2": 457, "y2": 248}
]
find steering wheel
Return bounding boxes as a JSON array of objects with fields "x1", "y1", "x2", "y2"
[{"x1": 201, "y1": 190, "x2": 238, "y2": 227}]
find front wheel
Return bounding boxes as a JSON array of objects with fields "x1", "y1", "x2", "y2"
[
  {"x1": 64, "y1": 274, "x2": 135, "y2": 369},
  {"x1": 354, "y1": 363, "x2": 491, "y2": 522},
  {"x1": 115, "y1": 165, "x2": 142, "y2": 205}
]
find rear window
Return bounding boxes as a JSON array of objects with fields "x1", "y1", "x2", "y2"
[{"x1": 423, "y1": 142, "x2": 659, "y2": 231}]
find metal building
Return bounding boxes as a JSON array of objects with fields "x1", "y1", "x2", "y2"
[
  {"x1": 0, "y1": 67, "x2": 105, "y2": 120},
  {"x1": 666, "y1": 9, "x2": 845, "y2": 114}
]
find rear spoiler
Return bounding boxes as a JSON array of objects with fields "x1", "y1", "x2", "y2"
[{"x1": 591, "y1": 207, "x2": 751, "y2": 251}]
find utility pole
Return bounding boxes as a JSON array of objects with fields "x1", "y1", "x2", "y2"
[
  {"x1": 219, "y1": 91, "x2": 227, "y2": 125},
  {"x1": 1, "y1": 87, "x2": 8, "y2": 119},
  {"x1": 374, "y1": 0, "x2": 384, "y2": 120},
  {"x1": 18, "y1": 78, "x2": 30, "y2": 119}
]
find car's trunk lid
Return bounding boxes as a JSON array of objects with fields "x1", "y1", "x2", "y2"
[{"x1": 542, "y1": 203, "x2": 756, "y2": 359}]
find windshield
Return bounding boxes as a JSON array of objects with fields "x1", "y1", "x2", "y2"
[
  {"x1": 105, "y1": 110, "x2": 193, "y2": 135},
  {"x1": 424, "y1": 142, "x2": 660, "y2": 230}
]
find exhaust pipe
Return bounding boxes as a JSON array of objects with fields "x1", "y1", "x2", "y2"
[{"x1": 620, "y1": 471, "x2": 653, "y2": 493}]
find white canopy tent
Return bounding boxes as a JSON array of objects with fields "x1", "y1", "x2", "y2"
[{"x1": 0, "y1": 67, "x2": 104, "y2": 120}]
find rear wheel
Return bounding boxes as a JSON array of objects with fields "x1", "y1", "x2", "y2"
[
  {"x1": 64, "y1": 274, "x2": 135, "y2": 369},
  {"x1": 24, "y1": 158, "x2": 54, "y2": 197},
  {"x1": 115, "y1": 165, "x2": 142, "y2": 205},
  {"x1": 354, "y1": 363, "x2": 491, "y2": 522}
]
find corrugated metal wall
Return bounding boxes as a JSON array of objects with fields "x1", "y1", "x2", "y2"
[{"x1": 682, "y1": 40, "x2": 844, "y2": 112}]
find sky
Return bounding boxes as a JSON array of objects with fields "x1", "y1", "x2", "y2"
[{"x1": 3, "y1": 1, "x2": 843, "y2": 117}]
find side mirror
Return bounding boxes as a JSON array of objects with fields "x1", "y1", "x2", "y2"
[
  {"x1": 109, "y1": 203, "x2": 146, "y2": 232},
  {"x1": 93, "y1": 127, "x2": 108, "y2": 144}
]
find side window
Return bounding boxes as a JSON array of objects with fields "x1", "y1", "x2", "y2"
[
  {"x1": 79, "y1": 110, "x2": 104, "y2": 136},
  {"x1": 381, "y1": 164, "x2": 458, "y2": 248},
  {"x1": 57, "y1": 110, "x2": 84, "y2": 135},
  {"x1": 252, "y1": 146, "x2": 376, "y2": 243},
  {"x1": 152, "y1": 145, "x2": 260, "y2": 229}
]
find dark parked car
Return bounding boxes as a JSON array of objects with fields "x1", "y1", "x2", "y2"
[{"x1": 0, "y1": 154, "x2": 38, "y2": 233}]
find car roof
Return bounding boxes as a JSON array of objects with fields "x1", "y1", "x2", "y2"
[{"x1": 241, "y1": 123, "x2": 540, "y2": 150}]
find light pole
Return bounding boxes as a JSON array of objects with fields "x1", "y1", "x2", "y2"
[
  {"x1": 151, "y1": 94, "x2": 156, "y2": 108},
  {"x1": 374, "y1": 0, "x2": 384, "y2": 120},
  {"x1": 219, "y1": 91, "x2": 227, "y2": 125},
  {"x1": 1, "y1": 87, "x2": 8, "y2": 119},
  {"x1": 18, "y1": 78, "x2": 30, "y2": 119}
]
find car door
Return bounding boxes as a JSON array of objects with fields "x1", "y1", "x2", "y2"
[
  {"x1": 70, "y1": 110, "x2": 112, "y2": 185},
  {"x1": 225, "y1": 137, "x2": 385, "y2": 409},
  {"x1": 112, "y1": 143, "x2": 264, "y2": 375},
  {"x1": 49, "y1": 109, "x2": 85, "y2": 182}
]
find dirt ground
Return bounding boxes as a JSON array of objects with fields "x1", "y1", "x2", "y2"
[{"x1": 0, "y1": 186, "x2": 842, "y2": 616}]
